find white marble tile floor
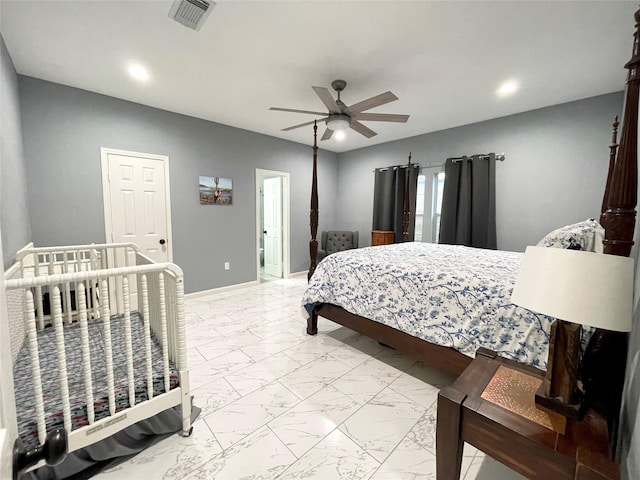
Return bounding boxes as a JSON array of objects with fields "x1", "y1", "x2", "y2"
[{"x1": 94, "y1": 277, "x2": 526, "y2": 480}]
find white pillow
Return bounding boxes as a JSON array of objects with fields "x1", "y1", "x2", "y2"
[{"x1": 536, "y1": 218, "x2": 604, "y2": 253}]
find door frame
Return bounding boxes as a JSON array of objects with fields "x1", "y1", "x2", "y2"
[
  {"x1": 255, "y1": 169, "x2": 290, "y2": 283},
  {"x1": 100, "y1": 147, "x2": 174, "y2": 262}
]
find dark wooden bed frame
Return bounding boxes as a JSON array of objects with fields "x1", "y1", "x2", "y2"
[{"x1": 305, "y1": 9, "x2": 640, "y2": 379}]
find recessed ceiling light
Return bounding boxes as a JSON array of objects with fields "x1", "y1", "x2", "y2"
[
  {"x1": 128, "y1": 63, "x2": 151, "y2": 82},
  {"x1": 496, "y1": 80, "x2": 519, "y2": 98},
  {"x1": 334, "y1": 130, "x2": 346, "y2": 141}
]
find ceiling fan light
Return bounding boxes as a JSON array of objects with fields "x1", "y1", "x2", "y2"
[{"x1": 326, "y1": 115, "x2": 350, "y2": 131}]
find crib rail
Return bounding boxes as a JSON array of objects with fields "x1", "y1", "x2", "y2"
[
  {"x1": 15, "y1": 242, "x2": 140, "y2": 275},
  {"x1": 10, "y1": 244, "x2": 173, "y2": 327},
  {"x1": 5, "y1": 258, "x2": 190, "y2": 454},
  {"x1": 12, "y1": 243, "x2": 142, "y2": 330}
]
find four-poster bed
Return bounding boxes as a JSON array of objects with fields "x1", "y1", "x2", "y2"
[{"x1": 304, "y1": 11, "x2": 639, "y2": 390}]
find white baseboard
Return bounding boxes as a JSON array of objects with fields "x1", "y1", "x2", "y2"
[
  {"x1": 185, "y1": 280, "x2": 259, "y2": 299},
  {"x1": 289, "y1": 270, "x2": 308, "y2": 279},
  {"x1": 185, "y1": 273, "x2": 308, "y2": 299}
]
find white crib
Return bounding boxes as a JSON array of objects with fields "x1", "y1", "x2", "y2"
[{"x1": 5, "y1": 243, "x2": 192, "y2": 473}]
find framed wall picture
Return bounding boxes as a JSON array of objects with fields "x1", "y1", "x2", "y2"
[{"x1": 199, "y1": 176, "x2": 233, "y2": 205}]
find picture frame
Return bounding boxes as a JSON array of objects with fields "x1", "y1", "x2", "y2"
[{"x1": 199, "y1": 176, "x2": 233, "y2": 205}]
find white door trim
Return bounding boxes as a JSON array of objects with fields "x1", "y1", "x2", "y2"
[
  {"x1": 255, "y1": 169, "x2": 290, "y2": 283},
  {"x1": 100, "y1": 147, "x2": 174, "y2": 262}
]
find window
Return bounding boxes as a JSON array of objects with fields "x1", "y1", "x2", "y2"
[
  {"x1": 414, "y1": 174, "x2": 426, "y2": 241},
  {"x1": 432, "y1": 172, "x2": 445, "y2": 242}
]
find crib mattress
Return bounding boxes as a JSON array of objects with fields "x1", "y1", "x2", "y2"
[{"x1": 13, "y1": 312, "x2": 179, "y2": 450}]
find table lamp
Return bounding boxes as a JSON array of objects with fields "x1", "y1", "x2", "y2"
[{"x1": 511, "y1": 246, "x2": 633, "y2": 418}]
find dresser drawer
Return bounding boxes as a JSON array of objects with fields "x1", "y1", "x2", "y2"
[{"x1": 371, "y1": 230, "x2": 394, "y2": 246}]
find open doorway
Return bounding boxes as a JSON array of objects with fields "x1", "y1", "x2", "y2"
[{"x1": 255, "y1": 169, "x2": 290, "y2": 284}]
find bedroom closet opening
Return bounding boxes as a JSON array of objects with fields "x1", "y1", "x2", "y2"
[{"x1": 255, "y1": 169, "x2": 290, "y2": 284}]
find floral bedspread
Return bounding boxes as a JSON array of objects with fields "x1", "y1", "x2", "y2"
[
  {"x1": 14, "y1": 312, "x2": 179, "y2": 450},
  {"x1": 302, "y1": 242, "x2": 554, "y2": 369}
]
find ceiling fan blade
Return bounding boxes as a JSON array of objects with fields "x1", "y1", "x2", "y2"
[
  {"x1": 281, "y1": 118, "x2": 326, "y2": 131},
  {"x1": 321, "y1": 128, "x2": 334, "y2": 141},
  {"x1": 312, "y1": 86, "x2": 340, "y2": 113},
  {"x1": 347, "y1": 91, "x2": 398, "y2": 114},
  {"x1": 269, "y1": 107, "x2": 328, "y2": 116},
  {"x1": 350, "y1": 120, "x2": 377, "y2": 138},
  {"x1": 352, "y1": 112, "x2": 409, "y2": 123}
]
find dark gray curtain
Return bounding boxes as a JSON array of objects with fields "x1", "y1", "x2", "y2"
[
  {"x1": 438, "y1": 154, "x2": 497, "y2": 249},
  {"x1": 372, "y1": 164, "x2": 420, "y2": 242}
]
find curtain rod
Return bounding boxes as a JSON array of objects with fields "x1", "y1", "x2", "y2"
[
  {"x1": 374, "y1": 163, "x2": 421, "y2": 172},
  {"x1": 421, "y1": 153, "x2": 506, "y2": 169},
  {"x1": 374, "y1": 153, "x2": 506, "y2": 172},
  {"x1": 449, "y1": 153, "x2": 506, "y2": 162},
  {"x1": 377, "y1": 152, "x2": 419, "y2": 172}
]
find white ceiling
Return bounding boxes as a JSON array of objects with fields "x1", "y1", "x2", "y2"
[{"x1": 1, "y1": 1, "x2": 636, "y2": 153}]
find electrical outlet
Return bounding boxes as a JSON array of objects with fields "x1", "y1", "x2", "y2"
[{"x1": 224, "y1": 262, "x2": 230, "y2": 270}]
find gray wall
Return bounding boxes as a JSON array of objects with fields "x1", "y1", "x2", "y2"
[
  {"x1": 18, "y1": 76, "x2": 338, "y2": 293},
  {"x1": 336, "y1": 92, "x2": 623, "y2": 252},
  {"x1": 0, "y1": 36, "x2": 31, "y2": 268}
]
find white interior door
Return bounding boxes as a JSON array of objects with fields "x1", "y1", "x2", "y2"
[
  {"x1": 0, "y1": 234, "x2": 18, "y2": 479},
  {"x1": 263, "y1": 176, "x2": 283, "y2": 277},
  {"x1": 101, "y1": 148, "x2": 173, "y2": 262}
]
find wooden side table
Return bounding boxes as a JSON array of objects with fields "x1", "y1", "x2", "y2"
[
  {"x1": 371, "y1": 230, "x2": 394, "y2": 246},
  {"x1": 436, "y1": 348, "x2": 619, "y2": 480}
]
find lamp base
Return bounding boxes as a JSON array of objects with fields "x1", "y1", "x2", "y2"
[
  {"x1": 535, "y1": 319, "x2": 583, "y2": 419},
  {"x1": 534, "y1": 382, "x2": 584, "y2": 420}
]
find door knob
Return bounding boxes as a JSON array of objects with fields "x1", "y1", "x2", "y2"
[
  {"x1": 263, "y1": 230, "x2": 267, "y2": 235},
  {"x1": 14, "y1": 429, "x2": 68, "y2": 480},
  {"x1": 159, "y1": 239, "x2": 166, "y2": 245}
]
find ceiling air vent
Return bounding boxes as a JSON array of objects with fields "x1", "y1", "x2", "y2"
[{"x1": 169, "y1": 0, "x2": 215, "y2": 31}]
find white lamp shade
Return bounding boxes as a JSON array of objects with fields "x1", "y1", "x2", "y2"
[
  {"x1": 511, "y1": 246, "x2": 634, "y2": 332},
  {"x1": 326, "y1": 115, "x2": 350, "y2": 131}
]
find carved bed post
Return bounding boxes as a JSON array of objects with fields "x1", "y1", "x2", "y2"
[
  {"x1": 402, "y1": 153, "x2": 412, "y2": 242},
  {"x1": 307, "y1": 121, "x2": 320, "y2": 335},
  {"x1": 591, "y1": 8, "x2": 640, "y2": 458},
  {"x1": 600, "y1": 116, "x2": 619, "y2": 216},
  {"x1": 308, "y1": 121, "x2": 319, "y2": 281},
  {"x1": 601, "y1": 11, "x2": 639, "y2": 257}
]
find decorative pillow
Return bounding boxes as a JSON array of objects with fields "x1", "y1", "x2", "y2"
[{"x1": 536, "y1": 218, "x2": 604, "y2": 253}]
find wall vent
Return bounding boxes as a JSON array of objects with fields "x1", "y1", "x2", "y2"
[{"x1": 169, "y1": 0, "x2": 215, "y2": 31}]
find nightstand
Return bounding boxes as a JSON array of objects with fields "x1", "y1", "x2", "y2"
[
  {"x1": 371, "y1": 230, "x2": 394, "y2": 246},
  {"x1": 436, "y1": 348, "x2": 618, "y2": 480}
]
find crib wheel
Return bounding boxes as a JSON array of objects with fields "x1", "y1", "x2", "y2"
[
  {"x1": 182, "y1": 426, "x2": 194, "y2": 437},
  {"x1": 13, "y1": 428, "x2": 68, "y2": 480}
]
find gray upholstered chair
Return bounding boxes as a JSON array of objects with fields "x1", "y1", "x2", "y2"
[{"x1": 318, "y1": 231, "x2": 359, "y2": 261}]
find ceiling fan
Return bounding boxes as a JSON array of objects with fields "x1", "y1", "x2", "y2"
[{"x1": 269, "y1": 80, "x2": 410, "y2": 141}]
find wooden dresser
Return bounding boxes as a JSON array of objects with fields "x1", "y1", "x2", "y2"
[{"x1": 371, "y1": 230, "x2": 394, "y2": 246}]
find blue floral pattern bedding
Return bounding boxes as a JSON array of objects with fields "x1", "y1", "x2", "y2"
[
  {"x1": 302, "y1": 242, "x2": 554, "y2": 369},
  {"x1": 13, "y1": 312, "x2": 179, "y2": 450}
]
